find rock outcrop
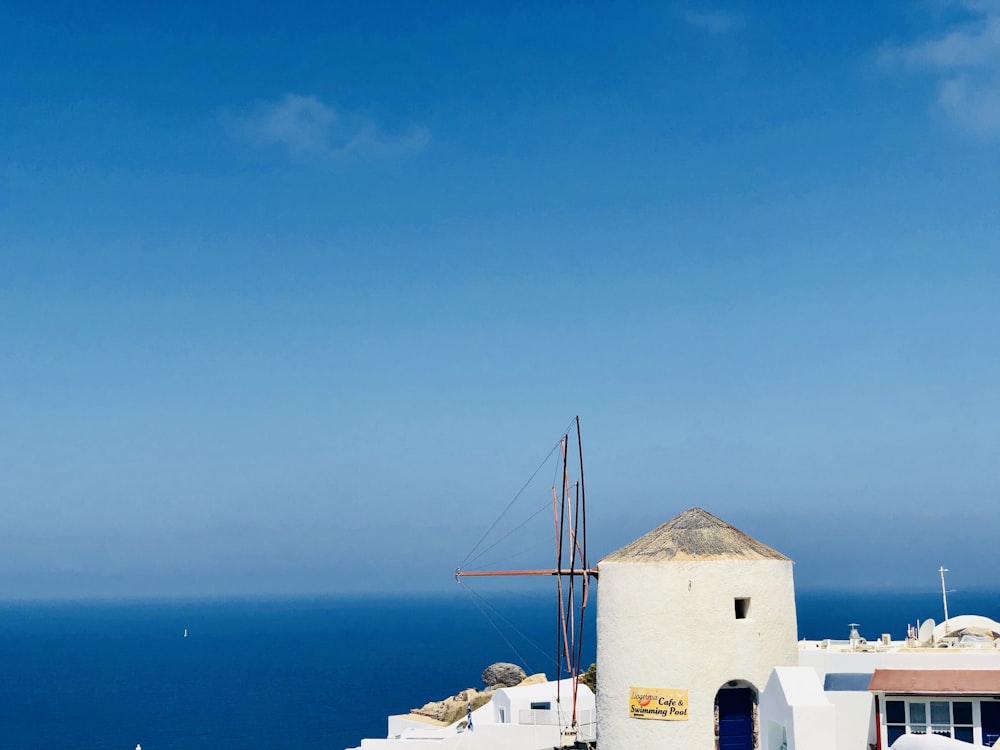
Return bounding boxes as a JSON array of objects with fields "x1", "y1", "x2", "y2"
[
  {"x1": 481, "y1": 662, "x2": 527, "y2": 688},
  {"x1": 408, "y1": 666, "x2": 545, "y2": 726},
  {"x1": 412, "y1": 688, "x2": 491, "y2": 725}
]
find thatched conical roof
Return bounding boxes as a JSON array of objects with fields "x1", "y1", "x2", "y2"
[{"x1": 601, "y1": 507, "x2": 789, "y2": 563}]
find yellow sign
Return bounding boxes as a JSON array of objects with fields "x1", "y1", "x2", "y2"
[{"x1": 629, "y1": 687, "x2": 689, "y2": 721}]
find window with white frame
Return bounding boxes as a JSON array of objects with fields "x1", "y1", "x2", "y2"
[{"x1": 885, "y1": 699, "x2": 974, "y2": 744}]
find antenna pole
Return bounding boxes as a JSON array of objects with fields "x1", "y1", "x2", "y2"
[
  {"x1": 573, "y1": 415, "x2": 588, "y2": 730},
  {"x1": 939, "y1": 566, "x2": 949, "y2": 634},
  {"x1": 555, "y1": 434, "x2": 569, "y2": 720},
  {"x1": 576, "y1": 416, "x2": 586, "y2": 588}
]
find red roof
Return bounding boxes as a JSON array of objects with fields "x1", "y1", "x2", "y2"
[{"x1": 869, "y1": 670, "x2": 1000, "y2": 695}]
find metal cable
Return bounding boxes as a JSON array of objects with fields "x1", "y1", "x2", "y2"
[
  {"x1": 459, "y1": 417, "x2": 577, "y2": 570},
  {"x1": 459, "y1": 581, "x2": 560, "y2": 672}
]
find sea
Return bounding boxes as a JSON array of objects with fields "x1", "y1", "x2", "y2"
[{"x1": 1, "y1": 587, "x2": 997, "y2": 750}]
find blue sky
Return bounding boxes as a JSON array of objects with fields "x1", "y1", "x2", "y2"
[{"x1": 2, "y1": 0, "x2": 999, "y2": 599}]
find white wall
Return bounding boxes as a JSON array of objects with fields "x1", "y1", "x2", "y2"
[
  {"x1": 760, "y1": 670, "x2": 797, "y2": 750},
  {"x1": 356, "y1": 722, "x2": 565, "y2": 750},
  {"x1": 759, "y1": 667, "x2": 836, "y2": 750},
  {"x1": 386, "y1": 715, "x2": 446, "y2": 738},
  {"x1": 597, "y1": 558, "x2": 797, "y2": 749},
  {"x1": 797, "y1": 646, "x2": 1000, "y2": 680},
  {"x1": 787, "y1": 703, "x2": 836, "y2": 750},
  {"x1": 827, "y1": 691, "x2": 875, "y2": 750}
]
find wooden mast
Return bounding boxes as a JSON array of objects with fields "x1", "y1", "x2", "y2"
[{"x1": 454, "y1": 416, "x2": 597, "y2": 741}]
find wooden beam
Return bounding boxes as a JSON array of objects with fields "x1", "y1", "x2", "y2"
[{"x1": 455, "y1": 568, "x2": 598, "y2": 580}]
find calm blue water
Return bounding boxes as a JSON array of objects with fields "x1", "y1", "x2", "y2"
[{"x1": 1, "y1": 588, "x2": 996, "y2": 750}]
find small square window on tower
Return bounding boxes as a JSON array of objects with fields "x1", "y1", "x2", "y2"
[{"x1": 735, "y1": 597, "x2": 750, "y2": 619}]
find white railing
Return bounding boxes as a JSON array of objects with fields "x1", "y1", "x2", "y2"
[{"x1": 517, "y1": 708, "x2": 597, "y2": 727}]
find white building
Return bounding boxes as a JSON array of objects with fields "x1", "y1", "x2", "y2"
[
  {"x1": 346, "y1": 678, "x2": 595, "y2": 750},
  {"x1": 762, "y1": 624, "x2": 1000, "y2": 750},
  {"x1": 596, "y1": 507, "x2": 798, "y2": 750}
]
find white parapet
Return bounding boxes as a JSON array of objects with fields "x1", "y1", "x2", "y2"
[{"x1": 760, "y1": 667, "x2": 837, "y2": 750}]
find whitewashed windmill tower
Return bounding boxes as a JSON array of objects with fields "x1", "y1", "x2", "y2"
[{"x1": 596, "y1": 507, "x2": 797, "y2": 750}]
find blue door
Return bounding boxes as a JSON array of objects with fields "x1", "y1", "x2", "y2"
[
  {"x1": 717, "y1": 687, "x2": 754, "y2": 750},
  {"x1": 982, "y1": 701, "x2": 1000, "y2": 747}
]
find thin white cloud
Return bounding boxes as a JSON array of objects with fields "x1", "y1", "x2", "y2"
[
  {"x1": 224, "y1": 94, "x2": 429, "y2": 160},
  {"x1": 681, "y1": 9, "x2": 745, "y2": 35},
  {"x1": 880, "y1": 2, "x2": 1000, "y2": 135},
  {"x1": 939, "y1": 73, "x2": 1000, "y2": 132},
  {"x1": 888, "y1": 14, "x2": 1000, "y2": 69}
]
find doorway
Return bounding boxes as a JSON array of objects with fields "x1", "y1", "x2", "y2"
[{"x1": 716, "y1": 685, "x2": 756, "y2": 750}]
